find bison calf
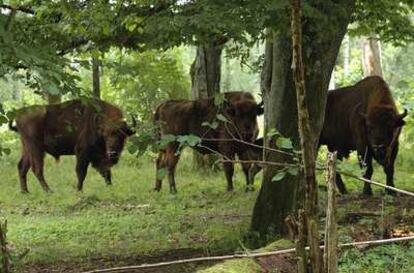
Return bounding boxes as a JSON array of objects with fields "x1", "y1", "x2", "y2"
[
  {"x1": 9, "y1": 99, "x2": 135, "y2": 193},
  {"x1": 154, "y1": 92, "x2": 263, "y2": 193}
]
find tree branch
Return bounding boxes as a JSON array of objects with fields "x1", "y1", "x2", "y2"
[{"x1": 0, "y1": 4, "x2": 34, "y2": 15}]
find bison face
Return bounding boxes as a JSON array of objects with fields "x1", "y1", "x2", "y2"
[
  {"x1": 103, "y1": 122, "x2": 135, "y2": 163},
  {"x1": 363, "y1": 107, "x2": 407, "y2": 164},
  {"x1": 225, "y1": 100, "x2": 263, "y2": 142}
]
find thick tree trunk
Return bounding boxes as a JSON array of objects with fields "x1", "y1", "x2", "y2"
[
  {"x1": 251, "y1": 0, "x2": 355, "y2": 240},
  {"x1": 92, "y1": 56, "x2": 101, "y2": 98},
  {"x1": 190, "y1": 41, "x2": 225, "y2": 170},
  {"x1": 362, "y1": 37, "x2": 383, "y2": 77}
]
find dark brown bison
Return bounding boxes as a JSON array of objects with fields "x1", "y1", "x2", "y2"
[
  {"x1": 154, "y1": 92, "x2": 263, "y2": 193},
  {"x1": 9, "y1": 99, "x2": 135, "y2": 193},
  {"x1": 320, "y1": 76, "x2": 407, "y2": 195}
]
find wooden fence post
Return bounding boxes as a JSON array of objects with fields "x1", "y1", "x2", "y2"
[
  {"x1": 324, "y1": 152, "x2": 338, "y2": 273},
  {"x1": 0, "y1": 220, "x2": 10, "y2": 273}
]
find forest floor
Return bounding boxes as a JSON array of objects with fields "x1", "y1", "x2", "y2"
[{"x1": 0, "y1": 149, "x2": 413, "y2": 273}]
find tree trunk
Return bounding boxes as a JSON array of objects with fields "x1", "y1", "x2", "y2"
[
  {"x1": 92, "y1": 56, "x2": 101, "y2": 98},
  {"x1": 362, "y1": 37, "x2": 383, "y2": 77},
  {"x1": 343, "y1": 34, "x2": 350, "y2": 76},
  {"x1": 190, "y1": 40, "x2": 225, "y2": 170},
  {"x1": 291, "y1": 0, "x2": 323, "y2": 271},
  {"x1": 251, "y1": 0, "x2": 355, "y2": 240}
]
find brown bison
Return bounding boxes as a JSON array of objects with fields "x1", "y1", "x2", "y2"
[
  {"x1": 154, "y1": 92, "x2": 263, "y2": 193},
  {"x1": 320, "y1": 76, "x2": 407, "y2": 195},
  {"x1": 244, "y1": 77, "x2": 407, "y2": 195},
  {"x1": 9, "y1": 99, "x2": 135, "y2": 193}
]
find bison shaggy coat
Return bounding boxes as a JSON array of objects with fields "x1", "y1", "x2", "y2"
[
  {"x1": 9, "y1": 99, "x2": 134, "y2": 193},
  {"x1": 154, "y1": 92, "x2": 263, "y2": 193},
  {"x1": 320, "y1": 76, "x2": 407, "y2": 195}
]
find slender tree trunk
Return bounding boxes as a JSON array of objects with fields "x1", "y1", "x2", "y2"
[
  {"x1": 190, "y1": 39, "x2": 226, "y2": 170},
  {"x1": 343, "y1": 34, "x2": 350, "y2": 77},
  {"x1": 251, "y1": 0, "x2": 355, "y2": 240},
  {"x1": 92, "y1": 56, "x2": 101, "y2": 98},
  {"x1": 291, "y1": 0, "x2": 323, "y2": 271},
  {"x1": 362, "y1": 37, "x2": 383, "y2": 77}
]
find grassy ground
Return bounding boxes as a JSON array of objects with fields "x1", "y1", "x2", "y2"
[
  {"x1": 0, "y1": 149, "x2": 257, "y2": 267},
  {"x1": 0, "y1": 145, "x2": 413, "y2": 272}
]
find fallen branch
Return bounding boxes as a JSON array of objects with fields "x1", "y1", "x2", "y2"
[{"x1": 81, "y1": 236, "x2": 414, "y2": 273}]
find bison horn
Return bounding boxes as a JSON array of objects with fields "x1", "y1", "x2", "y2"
[{"x1": 398, "y1": 109, "x2": 408, "y2": 120}]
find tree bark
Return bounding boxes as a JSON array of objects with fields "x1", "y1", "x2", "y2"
[
  {"x1": 92, "y1": 56, "x2": 101, "y2": 98},
  {"x1": 190, "y1": 39, "x2": 225, "y2": 170},
  {"x1": 251, "y1": 0, "x2": 355, "y2": 240},
  {"x1": 291, "y1": 0, "x2": 323, "y2": 271},
  {"x1": 362, "y1": 37, "x2": 383, "y2": 77},
  {"x1": 324, "y1": 152, "x2": 338, "y2": 273}
]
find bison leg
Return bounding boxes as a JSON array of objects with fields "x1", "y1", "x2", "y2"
[
  {"x1": 18, "y1": 155, "x2": 31, "y2": 193},
  {"x1": 30, "y1": 149, "x2": 51, "y2": 193},
  {"x1": 166, "y1": 150, "x2": 179, "y2": 194},
  {"x1": 335, "y1": 173, "x2": 348, "y2": 195},
  {"x1": 238, "y1": 152, "x2": 257, "y2": 191},
  {"x1": 76, "y1": 156, "x2": 90, "y2": 191},
  {"x1": 223, "y1": 154, "x2": 235, "y2": 192},
  {"x1": 383, "y1": 143, "x2": 398, "y2": 195},
  {"x1": 362, "y1": 157, "x2": 374, "y2": 196},
  {"x1": 99, "y1": 168, "x2": 112, "y2": 186},
  {"x1": 154, "y1": 152, "x2": 166, "y2": 192},
  {"x1": 333, "y1": 154, "x2": 348, "y2": 194}
]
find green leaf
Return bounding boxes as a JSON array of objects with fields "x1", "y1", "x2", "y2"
[
  {"x1": 202, "y1": 121, "x2": 219, "y2": 129},
  {"x1": 217, "y1": 114, "x2": 229, "y2": 123},
  {"x1": 2, "y1": 148, "x2": 11, "y2": 155},
  {"x1": 276, "y1": 137, "x2": 293, "y2": 149},
  {"x1": 158, "y1": 134, "x2": 176, "y2": 148},
  {"x1": 267, "y1": 128, "x2": 279, "y2": 138},
  {"x1": 272, "y1": 171, "x2": 286, "y2": 182},
  {"x1": 287, "y1": 166, "x2": 299, "y2": 176},
  {"x1": 177, "y1": 135, "x2": 201, "y2": 147}
]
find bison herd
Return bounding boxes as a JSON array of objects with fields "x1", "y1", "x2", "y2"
[{"x1": 8, "y1": 76, "x2": 407, "y2": 195}]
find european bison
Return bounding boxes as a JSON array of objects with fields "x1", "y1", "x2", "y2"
[
  {"x1": 244, "y1": 77, "x2": 407, "y2": 195},
  {"x1": 320, "y1": 76, "x2": 407, "y2": 195},
  {"x1": 154, "y1": 92, "x2": 263, "y2": 193},
  {"x1": 9, "y1": 99, "x2": 135, "y2": 193}
]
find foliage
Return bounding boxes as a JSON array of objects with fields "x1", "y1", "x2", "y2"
[
  {"x1": 351, "y1": 0, "x2": 414, "y2": 45},
  {"x1": 75, "y1": 47, "x2": 190, "y2": 119},
  {"x1": 339, "y1": 242, "x2": 414, "y2": 273}
]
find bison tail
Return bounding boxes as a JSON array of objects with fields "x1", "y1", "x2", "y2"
[{"x1": 8, "y1": 119, "x2": 18, "y2": 132}]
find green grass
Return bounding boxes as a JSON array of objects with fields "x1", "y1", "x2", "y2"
[
  {"x1": 0, "y1": 149, "x2": 258, "y2": 264},
  {"x1": 0, "y1": 145, "x2": 414, "y2": 272}
]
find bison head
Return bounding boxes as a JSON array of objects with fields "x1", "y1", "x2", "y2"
[
  {"x1": 224, "y1": 99, "x2": 264, "y2": 142},
  {"x1": 361, "y1": 106, "x2": 407, "y2": 164},
  {"x1": 102, "y1": 118, "x2": 135, "y2": 163}
]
